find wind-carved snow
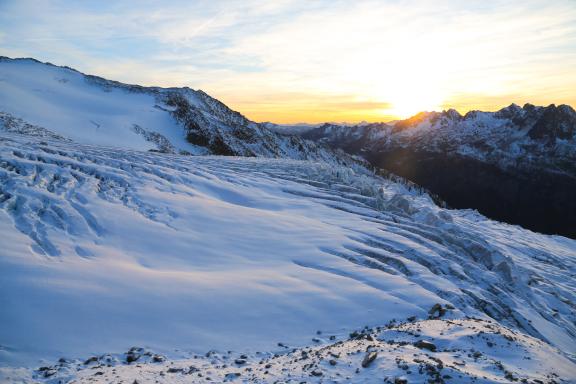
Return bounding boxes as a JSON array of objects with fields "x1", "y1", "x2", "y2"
[{"x1": 0, "y1": 132, "x2": 575, "y2": 381}]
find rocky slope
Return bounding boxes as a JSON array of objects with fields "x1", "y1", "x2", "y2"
[
  {"x1": 299, "y1": 104, "x2": 576, "y2": 238},
  {"x1": 20, "y1": 318, "x2": 576, "y2": 383},
  {"x1": 0, "y1": 56, "x2": 357, "y2": 167}
]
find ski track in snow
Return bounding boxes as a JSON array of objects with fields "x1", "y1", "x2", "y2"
[{"x1": 0, "y1": 132, "x2": 575, "y2": 382}]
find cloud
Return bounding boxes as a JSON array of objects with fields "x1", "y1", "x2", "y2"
[{"x1": 1, "y1": 0, "x2": 575, "y2": 122}]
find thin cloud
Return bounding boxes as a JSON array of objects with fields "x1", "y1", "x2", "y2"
[{"x1": 1, "y1": 0, "x2": 575, "y2": 123}]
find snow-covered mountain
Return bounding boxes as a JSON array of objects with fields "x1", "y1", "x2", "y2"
[
  {"x1": 0, "y1": 57, "x2": 357, "y2": 166},
  {"x1": 303, "y1": 104, "x2": 576, "y2": 174},
  {"x1": 0, "y1": 58, "x2": 575, "y2": 383},
  {"x1": 301, "y1": 105, "x2": 576, "y2": 238},
  {"x1": 1, "y1": 132, "x2": 575, "y2": 383}
]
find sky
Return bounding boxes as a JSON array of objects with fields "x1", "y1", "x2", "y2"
[{"x1": 1, "y1": 0, "x2": 576, "y2": 124}]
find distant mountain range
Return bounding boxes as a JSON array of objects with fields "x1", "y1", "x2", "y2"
[{"x1": 294, "y1": 104, "x2": 576, "y2": 238}]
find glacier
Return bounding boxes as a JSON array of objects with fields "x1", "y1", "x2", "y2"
[{"x1": 0, "y1": 57, "x2": 575, "y2": 383}]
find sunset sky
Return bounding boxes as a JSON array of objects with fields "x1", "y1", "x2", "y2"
[{"x1": 2, "y1": 0, "x2": 575, "y2": 123}]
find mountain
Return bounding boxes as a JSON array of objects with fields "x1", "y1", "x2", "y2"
[
  {"x1": 0, "y1": 58, "x2": 575, "y2": 383},
  {"x1": 1, "y1": 132, "x2": 575, "y2": 383},
  {"x1": 261, "y1": 121, "x2": 323, "y2": 135},
  {"x1": 0, "y1": 57, "x2": 357, "y2": 166},
  {"x1": 300, "y1": 105, "x2": 576, "y2": 238}
]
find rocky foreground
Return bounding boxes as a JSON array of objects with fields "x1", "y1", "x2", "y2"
[{"x1": 18, "y1": 311, "x2": 576, "y2": 384}]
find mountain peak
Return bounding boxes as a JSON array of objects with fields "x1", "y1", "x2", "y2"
[
  {"x1": 528, "y1": 103, "x2": 576, "y2": 140},
  {"x1": 442, "y1": 108, "x2": 462, "y2": 120},
  {"x1": 494, "y1": 103, "x2": 523, "y2": 119}
]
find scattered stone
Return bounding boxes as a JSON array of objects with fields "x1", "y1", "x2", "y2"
[
  {"x1": 37, "y1": 367, "x2": 57, "y2": 378},
  {"x1": 225, "y1": 372, "x2": 241, "y2": 379},
  {"x1": 414, "y1": 340, "x2": 437, "y2": 352},
  {"x1": 152, "y1": 354, "x2": 165, "y2": 363},
  {"x1": 84, "y1": 356, "x2": 98, "y2": 365},
  {"x1": 311, "y1": 369, "x2": 323, "y2": 376},
  {"x1": 361, "y1": 351, "x2": 378, "y2": 368},
  {"x1": 428, "y1": 303, "x2": 447, "y2": 318},
  {"x1": 126, "y1": 353, "x2": 140, "y2": 363}
]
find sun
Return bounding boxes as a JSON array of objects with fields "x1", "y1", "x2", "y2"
[
  {"x1": 389, "y1": 98, "x2": 443, "y2": 119},
  {"x1": 386, "y1": 87, "x2": 444, "y2": 119},
  {"x1": 366, "y1": 68, "x2": 446, "y2": 121}
]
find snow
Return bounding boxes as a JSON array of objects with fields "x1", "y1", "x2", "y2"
[
  {"x1": 305, "y1": 106, "x2": 576, "y2": 177},
  {"x1": 0, "y1": 57, "x2": 357, "y2": 164},
  {"x1": 0, "y1": 58, "x2": 201, "y2": 154},
  {"x1": 0, "y1": 132, "x2": 575, "y2": 383},
  {"x1": 12, "y1": 318, "x2": 576, "y2": 383},
  {"x1": 0, "y1": 57, "x2": 575, "y2": 383}
]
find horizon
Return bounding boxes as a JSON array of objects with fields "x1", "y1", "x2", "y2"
[
  {"x1": 5, "y1": 55, "x2": 575, "y2": 127},
  {"x1": 1, "y1": 0, "x2": 575, "y2": 124},
  {"x1": 1, "y1": 2, "x2": 576, "y2": 380}
]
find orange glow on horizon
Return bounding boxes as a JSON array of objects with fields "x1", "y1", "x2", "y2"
[{"x1": 224, "y1": 96, "x2": 576, "y2": 125}]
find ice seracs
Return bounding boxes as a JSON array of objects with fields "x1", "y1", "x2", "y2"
[
  {"x1": 0, "y1": 131, "x2": 575, "y2": 382},
  {"x1": 299, "y1": 103, "x2": 576, "y2": 237},
  {"x1": 0, "y1": 57, "x2": 575, "y2": 383}
]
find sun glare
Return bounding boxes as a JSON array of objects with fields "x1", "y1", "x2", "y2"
[
  {"x1": 389, "y1": 95, "x2": 443, "y2": 119},
  {"x1": 378, "y1": 84, "x2": 445, "y2": 120}
]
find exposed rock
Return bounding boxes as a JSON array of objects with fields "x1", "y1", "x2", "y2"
[
  {"x1": 84, "y1": 356, "x2": 99, "y2": 365},
  {"x1": 126, "y1": 353, "x2": 140, "y2": 363},
  {"x1": 361, "y1": 351, "x2": 378, "y2": 368},
  {"x1": 428, "y1": 303, "x2": 447, "y2": 318},
  {"x1": 414, "y1": 340, "x2": 437, "y2": 352}
]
